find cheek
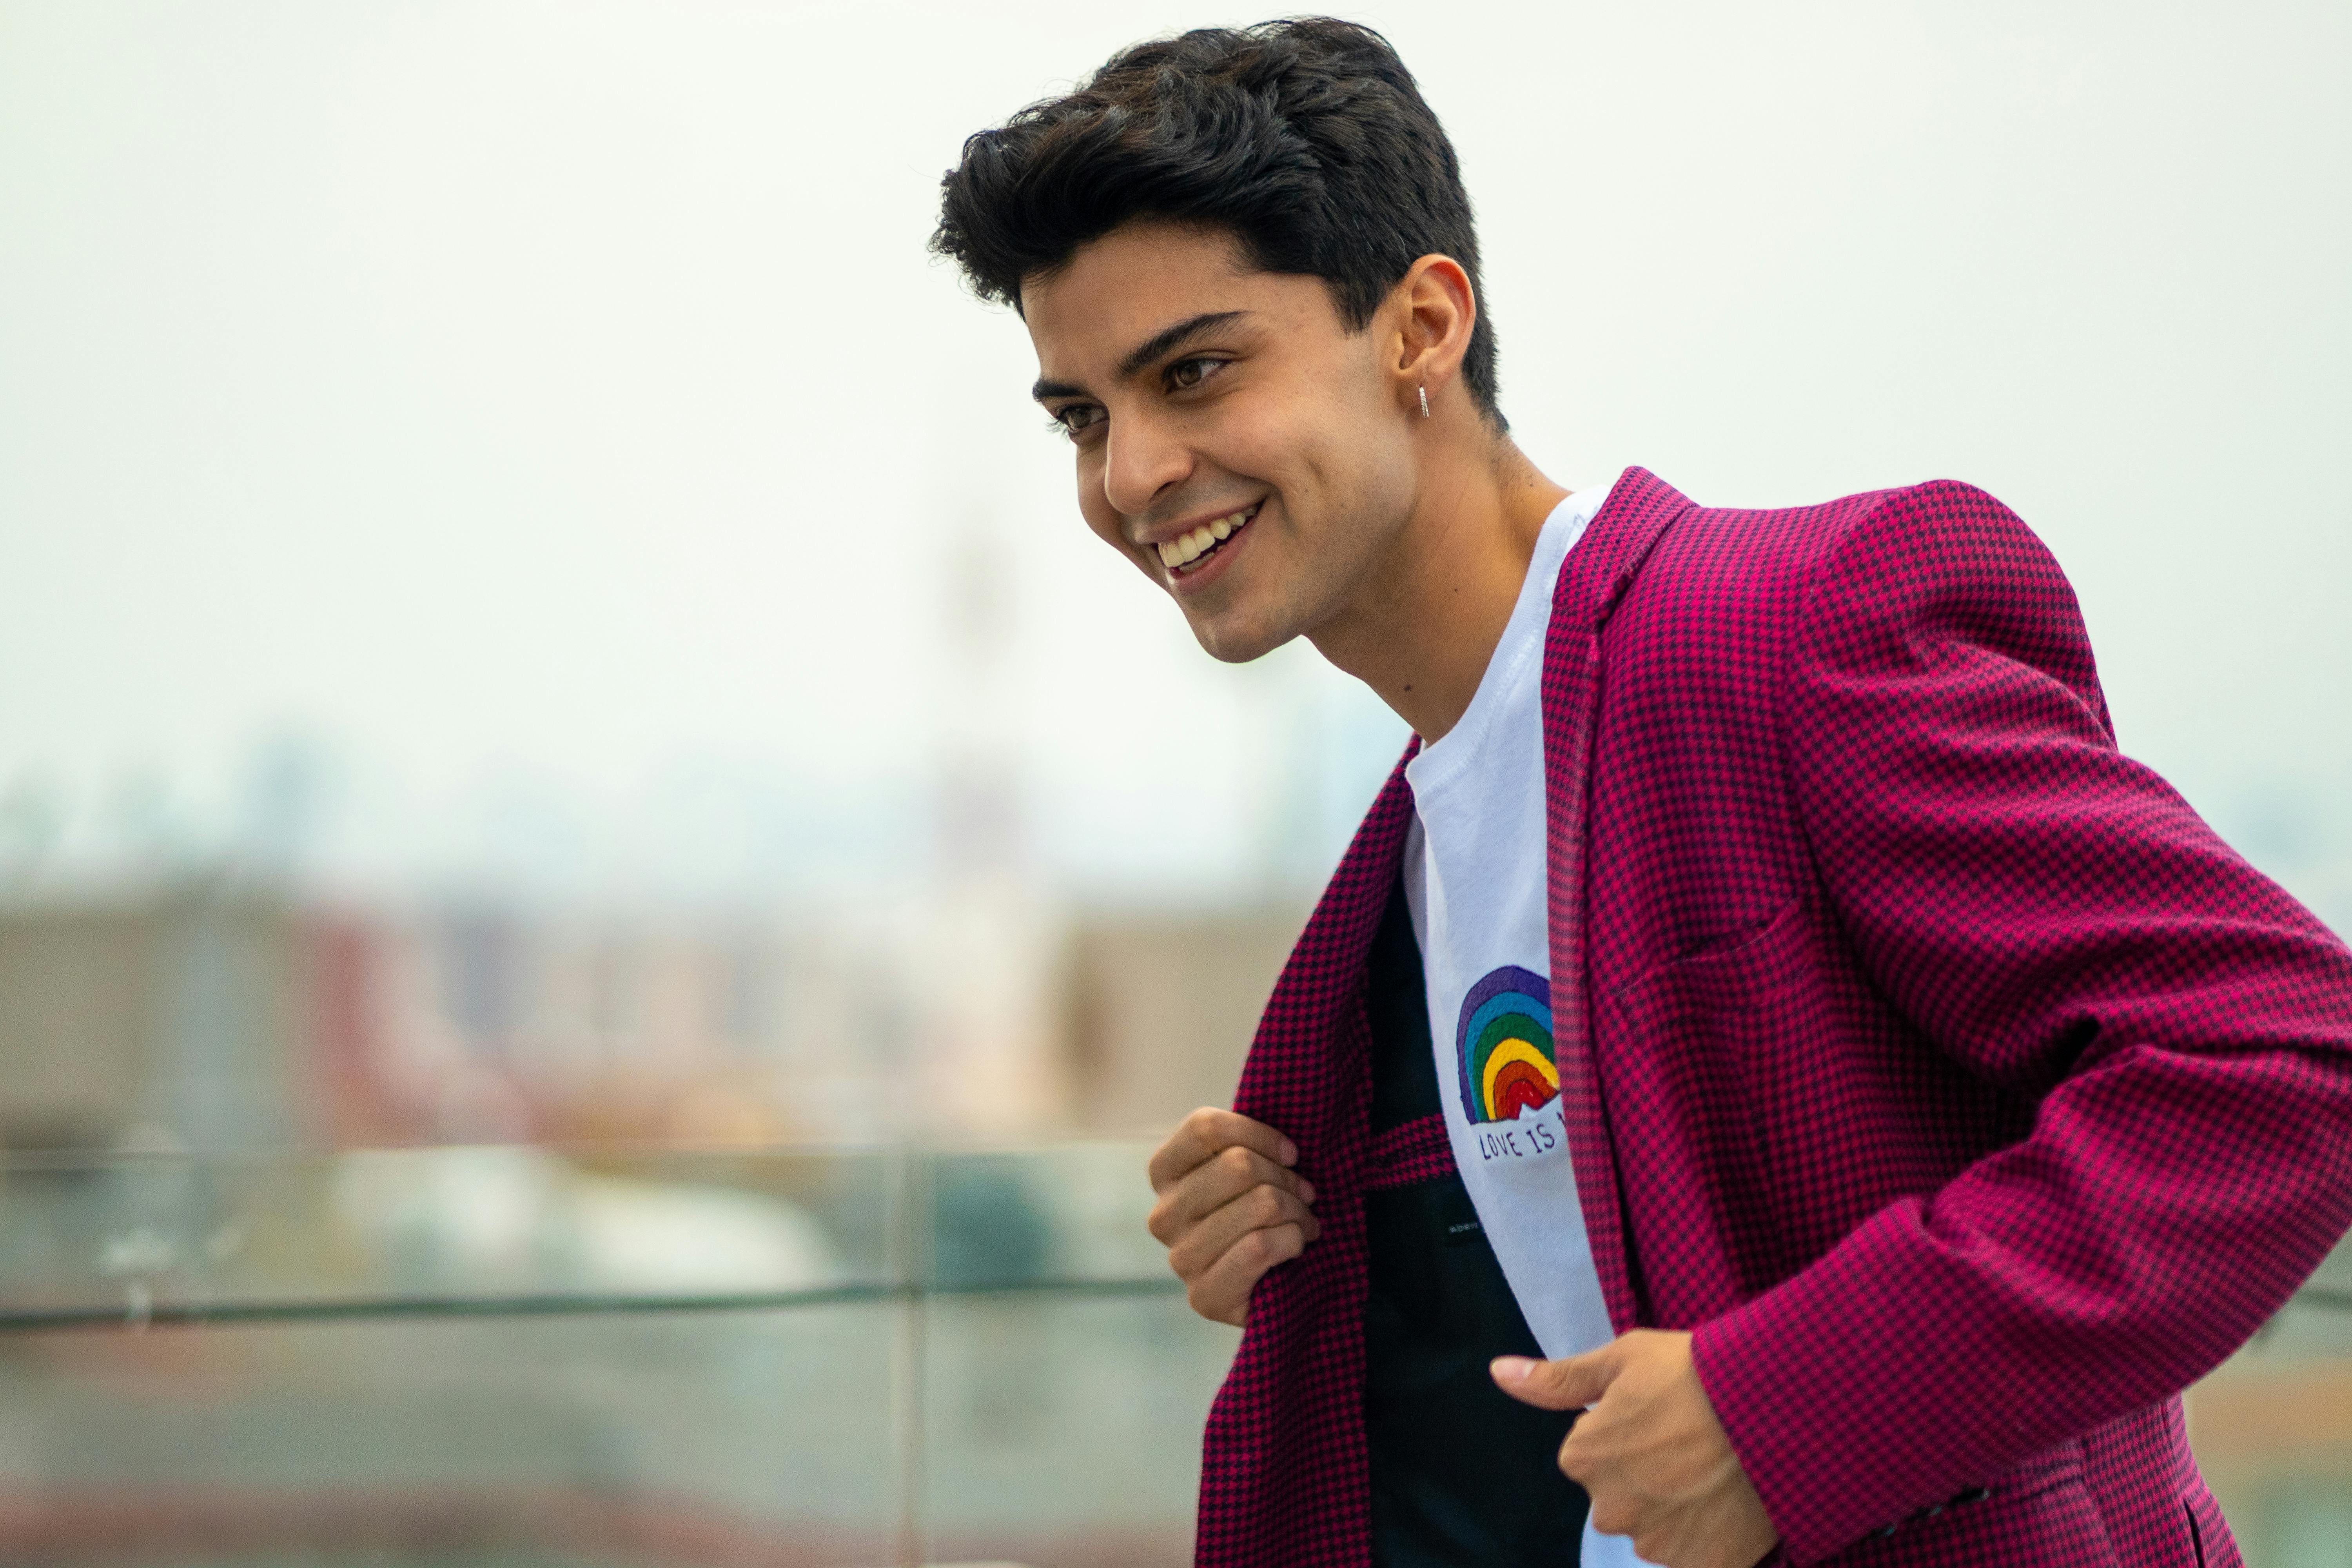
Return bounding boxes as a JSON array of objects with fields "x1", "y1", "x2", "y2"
[
  {"x1": 1309, "y1": 406, "x2": 1408, "y2": 516},
  {"x1": 1220, "y1": 374, "x2": 1372, "y2": 517}
]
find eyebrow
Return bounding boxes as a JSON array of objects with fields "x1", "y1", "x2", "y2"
[{"x1": 1030, "y1": 310, "x2": 1251, "y2": 403}]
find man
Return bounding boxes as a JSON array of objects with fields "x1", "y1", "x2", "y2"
[{"x1": 930, "y1": 18, "x2": 2352, "y2": 1568}]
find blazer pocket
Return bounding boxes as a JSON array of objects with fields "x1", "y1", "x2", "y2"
[
  {"x1": 1610, "y1": 898, "x2": 1806, "y2": 1019},
  {"x1": 1828, "y1": 1448, "x2": 2127, "y2": 1566}
]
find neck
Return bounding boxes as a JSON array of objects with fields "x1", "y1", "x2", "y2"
[{"x1": 1308, "y1": 435, "x2": 1568, "y2": 742}]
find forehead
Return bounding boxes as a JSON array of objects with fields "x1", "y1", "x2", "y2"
[{"x1": 1021, "y1": 223, "x2": 1331, "y2": 374}]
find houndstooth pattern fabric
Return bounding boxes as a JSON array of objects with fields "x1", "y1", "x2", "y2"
[
  {"x1": 1197, "y1": 468, "x2": 2352, "y2": 1567},
  {"x1": 1199, "y1": 755, "x2": 1414, "y2": 1567},
  {"x1": 1365, "y1": 1113, "x2": 1457, "y2": 1192}
]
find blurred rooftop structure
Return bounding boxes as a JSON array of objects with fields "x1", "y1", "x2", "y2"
[{"x1": 0, "y1": 878, "x2": 1308, "y2": 1156}]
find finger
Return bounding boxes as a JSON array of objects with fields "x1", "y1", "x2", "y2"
[
  {"x1": 1148, "y1": 1143, "x2": 1315, "y2": 1243},
  {"x1": 1579, "y1": 1454, "x2": 1639, "y2": 1536},
  {"x1": 1187, "y1": 1219, "x2": 1309, "y2": 1324},
  {"x1": 1167, "y1": 1181, "x2": 1322, "y2": 1281},
  {"x1": 1148, "y1": 1108, "x2": 1298, "y2": 1192},
  {"x1": 1490, "y1": 1345, "x2": 1619, "y2": 1410}
]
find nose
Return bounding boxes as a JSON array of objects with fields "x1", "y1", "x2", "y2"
[{"x1": 1099, "y1": 408, "x2": 1193, "y2": 524}]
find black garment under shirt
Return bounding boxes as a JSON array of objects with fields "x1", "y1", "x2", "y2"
[{"x1": 1365, "y1": 874, "x2": 1592, "y2": 1566}]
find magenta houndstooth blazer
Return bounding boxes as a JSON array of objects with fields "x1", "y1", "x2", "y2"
[{"x1": 1199, "y1": 468, "x2": 2352, "y2": 1566}]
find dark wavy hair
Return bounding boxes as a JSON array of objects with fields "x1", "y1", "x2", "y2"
[{"x1": 931, "y1": 18, "x2": 1503, "y2": 426}]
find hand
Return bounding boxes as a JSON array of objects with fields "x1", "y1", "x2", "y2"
[
  {"x1": 1145, "y1": 1107, "x2": 1320, "y2": 1326},
  {"x1": 1493, "y1": 1330, "x2": 1777, "y2": 1568}
]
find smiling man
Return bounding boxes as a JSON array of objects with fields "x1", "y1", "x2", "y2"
[{"x1": 930, "y1": 18, "x2": 2352, "y2": 1568}]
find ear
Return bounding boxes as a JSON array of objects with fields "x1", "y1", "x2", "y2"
[{"x1": 1389, "y1": 254, "x2": 1477, "y2": 416}]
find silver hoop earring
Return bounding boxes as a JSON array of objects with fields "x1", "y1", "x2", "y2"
[{"x1": 1418, "y1": 385, "x2": 1431, "y2": 418}]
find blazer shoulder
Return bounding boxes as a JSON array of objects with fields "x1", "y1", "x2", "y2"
[
  {"x1": 1787, "y1": 477, "x2": 2081, "y2": 623},
  {"x1": 1641, "y1": 477, "x2": 2051, "y2": 605},
  {"x1": 1786, "y1": 477, "x2": 2111, "y2": 733},
  {"x1": 1604, "y1": 479, "x2": 1895, "y2": 620},
  {"x1": 1594, "y1": 470, "x2": 2055, "y2": 635},
  {"x1": 1681, "y1": 476, "x2": 2013, "y2": 563},
  {"x1": 1596, "y1": 475, "x2": 2078, "y2": 718}
]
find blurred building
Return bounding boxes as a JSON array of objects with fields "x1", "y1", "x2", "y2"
[
  {"x1": 1056, "y1": 905, "x2": 1309, "y2": 1136},
  {"x1": 0, "y1": 875, "x2": 1320, "y2": 1154},
  {"x1": 0, "y1": 888, "x2": 315, "y2": 1152},
  {"x1": 327, "y1": 898, "x2": 1017, "y2": 1147}
]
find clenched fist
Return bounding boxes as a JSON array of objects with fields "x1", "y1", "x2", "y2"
[{"x1": 1146, "y1": 1107, "x2": 1321, "y2": 1325}]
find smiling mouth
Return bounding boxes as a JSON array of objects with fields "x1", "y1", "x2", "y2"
[{"x1": 1157, "y1": 503, "x2": 1259, "y2": 576}]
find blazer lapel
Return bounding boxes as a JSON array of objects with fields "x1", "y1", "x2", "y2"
[
  {"x1": 1543, "y1": 467, "x2": 1691, "y2": 1334},
  {"x1": 1200, "y1": 468, "x2": 1689, "y2": 1565},
  {"x1": 1197, "y1": 748, "x2": 1416, "y2": 1568}
]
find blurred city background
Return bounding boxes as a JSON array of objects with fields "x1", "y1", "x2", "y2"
[{"x1": 0, "y1": 0, "x2": 2347, "y2": 1564}]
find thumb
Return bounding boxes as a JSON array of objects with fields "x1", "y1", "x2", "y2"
[{"x1": 1490, "y1": 1344, "x2": 1620, "y2": 1411}]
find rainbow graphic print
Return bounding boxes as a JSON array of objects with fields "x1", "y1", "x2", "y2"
[{"x1": 1456, "y1": 966, "x2": 1561, "y2": 1124}]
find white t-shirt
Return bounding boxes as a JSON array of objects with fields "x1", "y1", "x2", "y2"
[{"x1": 1402, "y1": 479, "x2": 1650, "y2": 1568}]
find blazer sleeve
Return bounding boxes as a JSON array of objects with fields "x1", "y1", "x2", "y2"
[{"x1": 1687, "y1": 481, "x2": 2352, "y2": 1562}]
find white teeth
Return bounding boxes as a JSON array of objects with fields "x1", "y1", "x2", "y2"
[{"x1": 1159, "y1": 505, "x2": 1258, "y2": 574}]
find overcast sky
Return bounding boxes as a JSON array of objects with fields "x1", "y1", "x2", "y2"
[{"x1": 2, "y1": 0, "x2": 2347, "y2": 919}]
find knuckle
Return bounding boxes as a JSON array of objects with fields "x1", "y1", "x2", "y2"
[
  {"x1": 1258, "y1": 1223, "x2": 1303, "y2": 1264},
  {"x1": 1218, "y1": 1144, "x2": 1256, "y2": 1178},
  {"x1": 1247, "y1": 1184, "x2": 1283, "y2": 1223}
]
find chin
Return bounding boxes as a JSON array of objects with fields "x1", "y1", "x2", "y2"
[{"x1": 1187, "y1": 610, "x2": 1295, "y2": 665}]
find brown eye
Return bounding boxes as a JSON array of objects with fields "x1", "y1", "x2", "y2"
[
  {"x1": 1167, "y1": 357, "x2": 1226, "y2": 392},
  {"x1": 1051, "y1": 405, "x2": 1103, "y2": 439}
]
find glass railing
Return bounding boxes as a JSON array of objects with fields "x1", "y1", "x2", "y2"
[
  {"x1": 0, "y1": 1142, "x2": 1237, "y2": 1567},
  {"x1": 0, "y1": 1142, "x2": 2342, "y2": 1567}
]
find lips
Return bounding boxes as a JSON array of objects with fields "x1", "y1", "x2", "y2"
[{"x1": 1158, "y1": 503, "x2": 1258, "y2": 575}]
